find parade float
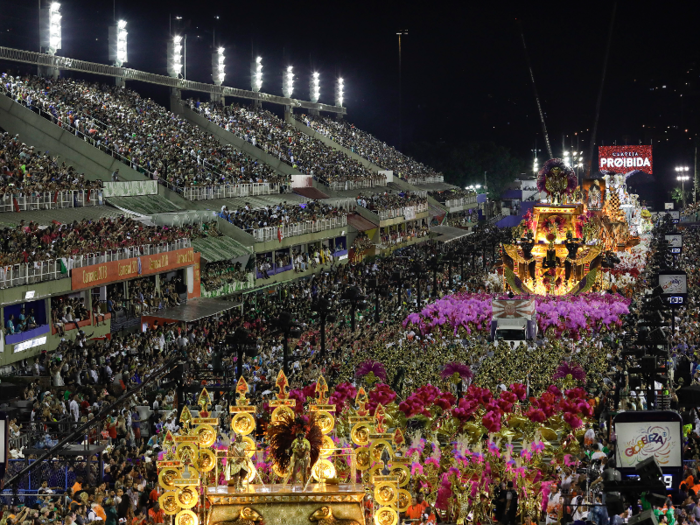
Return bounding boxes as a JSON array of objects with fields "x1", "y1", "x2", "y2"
[
  {"x1": 501, "y1": 159, "x2": 650, "y2": 296},
  {"x1": 155, "y1": 365, "x2": 596, "y2": 525}
]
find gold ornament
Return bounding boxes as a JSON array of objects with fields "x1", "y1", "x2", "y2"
[
  {"x1": 175, "y1": 510, "x2": 198, "y2": 525},
  {"x1": 370, "y1": 439, "x2": 392, "y2": 463},
  {"x1": 311, "y1": 459, "x2": 337, "y2": 482},
  {"x1": 397, "y1": 489, "x2": 411, "y2": 512},
  {"x1": 390, "y1": 465, "x2": 410, "y2": 487},
  {"x1": 241, "y1": 435, "x2": 257, "y2": 458},
  {"x1": 176, "y1": 487, "x2": 198, "y2": 509},
  {"x1": 158, "y1": 491, "x2": 179, "y2": 515},
  {"x1": 351, "y1": 422, "x2": 371, "y2": 446},
  {"x1": 158, "y1": 468, "x2": 179, "y2": 490},
  {"x1": 374, "y1": 483, "x2": 398, "y2": 506},
  {"x1": 271, "y1": 405, "x2": 294, "y2": 423},
  {"x1": 196, "y1": 449, "x2": 216, "y2": 472},
  {"x1": 320, "y1": 435, "x2": 335, "y2": 458},
  {"x1": 194, "y1": 424, "x2": 217, "y2": 448},
  {"x1": 232, "y1": 413, "x2": 256, "y2": 436},
  {"x1": 175, "y1": 443, "x2": 197, "y2": 461},
  {"x1": 315, "y1": 411, "x2": 335, "y2": 435},
  {"x1": 374, "y1": 507, "x2": 398, "y2": 525},
  {"x1": 356, "y1": 447, "x2": 370, "y2": 470}
]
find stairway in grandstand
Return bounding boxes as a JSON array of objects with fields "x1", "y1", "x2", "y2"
[
  {"x1": 191, "y1": 235, "x2": 252, "y2": 263},
  {"x1": 107, "y1": 195, "x2": 184, "y2": 215}
]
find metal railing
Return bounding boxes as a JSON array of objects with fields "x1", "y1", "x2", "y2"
[
  {"x1": 181, "y1": 183, "x2": 284, "y2": 201},
  {"x1": 0, "y1": 46, "x2": 345, "y2": 114},
  {"x1": 444, "y1": 195, "x2": 477, "y2": 208},
  {"x1": 72, "y1": 238, "x2": 191, "y2": 268},
  {"x1": 322, "y1": 176, "x2": 387, "y2": 191},
  {"x1": 375, "y1": 201, "x2": 429, "y2": 221},
  {"x1": 251, "y1": 215, "x2": 348, "y2": 242},
  {"x1": 405, "y1": 175, "x2": 444, "y2": 184},
  {"x1": 0, "y1": 239, "x2": 191, "y2": 289},
  {"x1": 0, "y1": 189, "x2": 102, "y2": 213}
]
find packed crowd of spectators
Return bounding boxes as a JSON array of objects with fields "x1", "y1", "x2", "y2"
[
  {"x1": 51, "y1": 295, "x2": 89, "y2": 337},
  {"x1": 0, "y1": 216, "x2": 196, "y2": 267},
  {"x1": 355, "y1": 190, "x2": 427, "y2": 212},
  {"x1": 10, "y1": 212, "x2": 700, "y2": 525},
  {"x1": 189, "y1": 100, "x2": 383, "y2": 186},
  {"x1": 428, "y1": 188, "x2": 477, "y2": 204},
  {"x1": 200, "y1": 261, "x2": 248, "y2": 290},
  {"x1": 1, "y1": 74, "x2": 286, "y2": 189},
  {"x1": 0, "y1": 132, "x2": 103, "y2": 197},
  {"x1": 294, "y1": 113, "x2": 442, "y2": 181},
  {"x1": 218, "y1": 200, "x2": 347, "y2": 232}
]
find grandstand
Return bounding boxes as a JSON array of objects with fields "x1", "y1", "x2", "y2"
[{"x1": 0, "y1": 44, "x2": 486, "y2": 366}]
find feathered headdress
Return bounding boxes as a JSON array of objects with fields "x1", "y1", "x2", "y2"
[{"x1": 266, "y1": 412, "x2": 323, "y2": 472}]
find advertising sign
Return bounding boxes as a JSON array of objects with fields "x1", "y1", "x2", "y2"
[
  {"x1": 658, "y1": 270, "x2": 688, "y2": 305},
  {"x1": 665, "y1": 203, "x2": 674, "y2": 210},
  {"x1": 614, "y1": 411, "x2": 683, "y2": 489},
  {"x1": 71, "y1": 247, "x2": 195, "y2": 290},
  {"x1": 665, "y1": 234, "x2": 683, "y2": 254},
  {"x1": 598, "y1": 145, "x2": 653, "y2": 174},
  {"x1": 615, "y1": 421, "x2": 682, "y2": 469}
]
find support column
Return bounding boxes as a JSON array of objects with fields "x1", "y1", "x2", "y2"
[
  {"x1": 115, "y1": 77, "x2": 126, "y2": 88},
  {"x1": 308, "y1": 108, "x2": 320, "y2": 116},
  {"x1": 283, "y1": 105, "x2": 293, "y2": 122},
  {"x1": 210, "y1": 92, "x2": 224, "y2": 104},
  {"x1": 169, "y1": 88, "x2": 183, "y2": 115}
]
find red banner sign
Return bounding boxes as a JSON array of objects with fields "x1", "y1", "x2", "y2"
[
  {"x1": 598, "y1": 145, "x2": 653, "y2": 174},
  {"x1": 71, "y1": 248, "x2": 195, "y2": 290}
]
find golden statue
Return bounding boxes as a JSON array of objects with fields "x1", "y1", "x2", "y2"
[
  {"x1": 284, "y1": 430, "x2": 311, "y2": 486},
  {"x1": 227, "y1": 433, "x2": 254, "y2": 490}
]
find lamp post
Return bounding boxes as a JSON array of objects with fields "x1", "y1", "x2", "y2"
[
  {"x1": 427, "y1": 255, "x2": 442, "y2": 298},
  {"x1": 341, "y1": 286, "x2": 366, "y2": 333},
  {"x1": 311, "y1": 296, "x2": 336, "y2": 357},
  {"x1": 396, "y1": 29, "x2": 408, "y2": 150},
  {"x1": 368, "y1": 279, "x2": 389, "y2": 324},
  {"x1": 676, "y1": 166, "x2": 690, "y2": 208},
  {"x1": 271, "y1": 312, "x2": 302, "y2": 376},
  {"x1": 226, "y1": 328, "x2": 257, "y2": 380},
  {"x1": 392, "y1": 271, "x2": 403, "y2": 309}
]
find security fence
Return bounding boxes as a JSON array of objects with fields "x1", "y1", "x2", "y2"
[
  {"x1": 181, "y1": 182, "x2": 284, "y2": 201},
  {"x1": 251, "y1": 215, "x2": 348, "y2": 242}
]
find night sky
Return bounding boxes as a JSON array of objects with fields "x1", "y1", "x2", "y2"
[{"x1": 0, "y1": 0, "x2": 698, "y2": 204}]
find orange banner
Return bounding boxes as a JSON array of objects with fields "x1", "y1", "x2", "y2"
[{"x1": 71, "y1": 248, "x2": 196, "y2": 290}]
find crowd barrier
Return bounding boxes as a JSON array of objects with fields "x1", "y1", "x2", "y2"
[
  {"x1": 376, "y1": 202, "x2": 429, "y2": 221},
  {"x1": 251, "y1": 215, "x2": 348, "y2": 242},
  {"x1": 444, "y1": 195, "x2": 477, "y2": 208},
  {"x1": 181, "y1": 183, "x2": 284, "y2": 201},
  {"x1": 322, "y1": 177, "x2": 387, "y2": 191},
  {"x1": 405, "y1": 175, "x2": 444, "y2": 184},
  {"x1": 0, "y1": 189, "x2": 102, "y2": 213}
]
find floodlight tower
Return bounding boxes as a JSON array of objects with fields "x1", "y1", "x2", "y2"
[
  {"x1": 251, "y1": 56, "x2": 263, "y2": 92},
  {"x1": 39, "y1": 2, "x2": 61, "y2": 78},
  {"x1": 283, "y1": 66, "x2": 294, "y2": 98},
  {"x1": 282, "y1": 66, "x2": 295, "y2": 119},
  {"x1": 335, "y1": 77, "x2": 345, "y2": 116},
  {"x1": 310, "y1": 72, "x2": 320, "y2": 103},
  {"x1": 212, "y1": 47, "x2": 225, "y2": 86},
  {"x1": 109, "y1": 19, "x2": 128, "y2": 86},
  {"x1": 167, "y1": 35, "x2": 184, "y2": 78}
]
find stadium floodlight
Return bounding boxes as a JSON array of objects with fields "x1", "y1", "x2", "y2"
[
  {"x1": 212, "y1": 46, "x2": 225, "y2": 85},
  {"x1": 310, "y1": 72, "x2": 320, "y2": 103},
  {"x1": 40, "y1": 2, "x2": 62, "y2": 55},
  {"x1": 335, "y1": 77, "x2": 344, "y2": 107},
  {"x1": 109, "y1": 20, "x2": 128, "y2": 67},
  {"x1": 283, "y1": 66, "x2": 294, "y2": 98},
  {"x1": 251, "y1": 56, "x2": 263, "y2": 92},
  {"x1": 167, "y1": 35, "x2": 184, "y2": 78}
]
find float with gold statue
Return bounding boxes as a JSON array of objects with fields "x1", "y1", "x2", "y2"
[
  {"x1": 157, "y1": 372, "x2": 411, "y2": 525},
  {"x1": 501, "y1": 158, "x2": 649, "y2": 295}
]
